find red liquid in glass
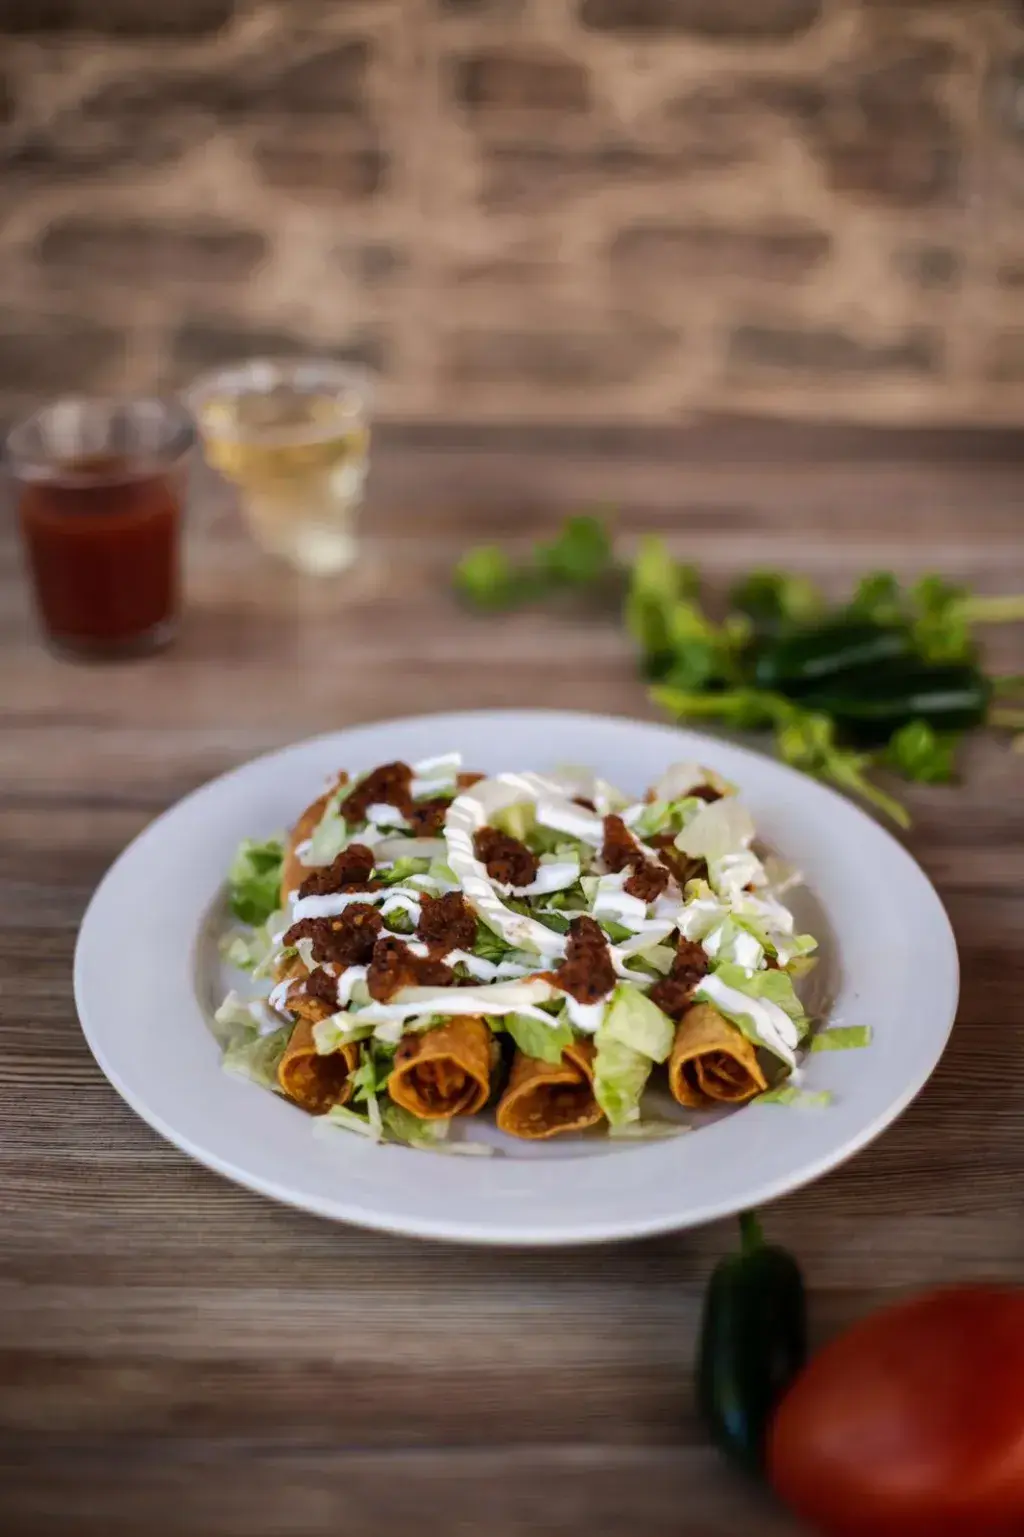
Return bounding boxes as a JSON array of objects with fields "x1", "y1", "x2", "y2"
[{"x1": 17, "y1": 454, "x2": 181, "y2": 651}]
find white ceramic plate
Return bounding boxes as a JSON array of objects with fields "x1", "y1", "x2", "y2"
[{"x1": 74, "y1": 710, "x2": 958, "y2": 1246}]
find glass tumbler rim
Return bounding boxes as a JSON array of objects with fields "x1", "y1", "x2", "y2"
[
  {"x1": 183, "y1": 354, "x2": 374, "y2": 446},
  {"x1": 4, "y1": 394, "x2": 196, "y2": 483}
]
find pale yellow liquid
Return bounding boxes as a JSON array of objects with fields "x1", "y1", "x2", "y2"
[{"x1": 198, "y1": 387, "x2": 369, "y2": 574}]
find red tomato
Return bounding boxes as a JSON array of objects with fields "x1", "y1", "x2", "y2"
[{"x1": 767, "y1": 1286, "x2": 1024, "y2": 1537}]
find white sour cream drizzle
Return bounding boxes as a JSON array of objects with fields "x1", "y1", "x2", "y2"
[
  {"x1": 251, "y1": 757, "x2": 815, "y2": 1075},
  {"x1": 444, "y1": 774, "x2": 571, "y2": 958},
  {"x1": 694, "y1": 972, "x2": 799, "y2": 1069}
]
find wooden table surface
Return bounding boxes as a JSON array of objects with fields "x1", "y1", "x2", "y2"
[{"x1": 2, "y1": 421, "x2": 1023, "y2": 1537}]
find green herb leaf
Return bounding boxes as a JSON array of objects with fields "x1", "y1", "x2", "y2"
[
  {"x1": 535, "y1": 514, "x2": 612, "y2": 586},
  {"x1": 454, "y1": 545, "x2": 518, "y2": 609},
  {"x1": 884, "y1": 720, "x2": 959, "y2": 783},
  {"x1": 729, "y1": 570, "x2": 823, "y2": 634},
  {"x1": 909, "y1": 573, "x2": 974, "y2": 664},
  {"x1": 846, "y1": 571, "x2": 904, "y2": 627}
]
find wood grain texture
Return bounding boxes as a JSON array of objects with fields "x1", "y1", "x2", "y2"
[{"x1": 1, "y1": 421, "x2": 1023, "y2": 1537}]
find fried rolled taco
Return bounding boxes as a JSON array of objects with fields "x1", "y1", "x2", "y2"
[
  {"x1": 387, "y1": 1017, "x2": 492, "y2": 1120},
  {"x1": 280, "y1": 773, "x2": 348, "y2": 903},
  {"x1": 496, "y1": 1040, "x2": 603, "y2": 1140},
  {"x1": 668, "y1": 1003, "x2": 767, "y2": 1108},
  {"x1": 277, "y1": 1017, "x2": 359, "y2": 1114}
]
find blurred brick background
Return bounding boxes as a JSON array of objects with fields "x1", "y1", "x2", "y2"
[{"x1": 0, "y1": 0, "x2": 1021, "y2": 424}]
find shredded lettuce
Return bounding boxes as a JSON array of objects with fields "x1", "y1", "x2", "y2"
[
  {"x1": 377, "y1": 857, "x2": 431, "y2": 886},
  {"x1": 228, "y1": 837, "x2": 285, "y2": 925},
  {"x1": 608, "y1": 1118, "x2": 690, "y2": 1141},
  {"x1": 491, "y1": 801, "x2": 536, "y2": 842},
  {"x1": 504, "y1": 1011, "x2": 574, "y2": 1064},
  {"x1": 810, "y1": 1026, "x2": 872, "y2": 1052},
  {"x1": 473, "y1": 920, "x2": 516, "y2": 963},
  {"x1": 602, "y1": 983, "x2": 675, "y2": 1063},
  {"x1": 756, "y1": 1085, "x2": 832, "y2": 1108},
  {"x1": 710, "y1": 961, "x2": 807, "y2": 1025},
  {"x1": 324, "y1": 1103, "x2": 381, "y2": 1139},
  {"x1": 220, "y1": 910, "x2": 288, "y2": 975},
  {"x1": 312, "y1": 1014, "x2": 374, "y2": 1055},
  {"x1": 593, "y1": 1028, "x2": 653, "y2": 1126},
  {"x1": 305, "y1": 786, "x2": 350, "y2": 866},
  {"x1": 349, "y1": 1042, "x2": 397, "y2": 1102},
  {"x1": 675, "y1": 799, "x2": 755, "y2": 862},
  {"x1": 630, "y1": 795, "x2": 702, "y2": 840},
  {"x1": 222, "y1": 1025, "x2": 289, "y2": 1091}
]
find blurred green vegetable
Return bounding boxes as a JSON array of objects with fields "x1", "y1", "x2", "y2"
[{"x1": 453, "y1": 514, "x2": 1024, "y2": 826}]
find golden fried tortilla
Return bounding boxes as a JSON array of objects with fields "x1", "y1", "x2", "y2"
[
  {"x1": 387, "y1": 1017, "x2": 492, "y2": 1120},
  {"x1": 668, "y1": 1003, "x2": 767, "y2": 1108},
  {"x1": 496, "y1": 1040, "x2": 603, "y2": 1140},
  {"x1": 277, "y1": 1016, "x2": 359, "y2": 1115},
  {"x1": 280, "y1": 773, "x2": 348, "y2": 903}
]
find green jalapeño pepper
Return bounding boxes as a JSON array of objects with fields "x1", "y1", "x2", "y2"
[
  {"x1": 753, "y1": 618, "x2": 914, "y2": 692},
  {"x1": 696, "y1": 1212, "x2": 807, "y2": 1475},
  {"x1": 800, "y1": 662, "x2": 990, "y2": 745}
]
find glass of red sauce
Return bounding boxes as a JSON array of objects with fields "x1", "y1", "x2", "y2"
[{"x1": 5, "y1": 397, "x2": 195, "y2": 659}]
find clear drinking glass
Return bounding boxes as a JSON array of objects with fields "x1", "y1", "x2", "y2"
[
  {"x1": 5, "y1": 397, "x2": 193, "y2": 659},
  {"x1": 186, "y1": 357, "x2": 373, "y2": 575}
]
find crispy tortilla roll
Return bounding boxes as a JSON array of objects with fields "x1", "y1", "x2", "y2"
[
  {"x1": 277, "y1": 1017, "x2": 359, "y2": 1114},
  {"x1": 280, "y1": 773, "x2": 348, "y2": 902},
  {"x1": 387, "y1": 1017, "x2": 492, "y2": 1120},
  {"x1": 496, "y1": 1040, "x2": 603, "y2": 1140},
  {"x1": 668, "y1": 1003, "x2": 768, "y2": 1108}
]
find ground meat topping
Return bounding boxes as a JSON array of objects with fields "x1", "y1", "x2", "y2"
[
  {"x1": 305, "y1": 966, "x2": 341, "y2": 1009},
  {"x1": 692, "y1": 783, "x2": 723, "y2": 803},
  {"x1": 340, "y1": 761, "x2": 413, "y2": 825},
  {"x1": 473, "y1": 826, "x2": 539, "y2": 889},
  {"x1": 417, "y1": 891, "x2": 477, "y2": 956},
  {"x1": 552, "y1": 915, "x2": 617, "y2": 1005},
  {"x1": 297, "y1": 844, "x2": 377, "y2": 898},
  {"x1": 601, "y1": 814, "x2": 669, "y2": 902},
  {"x1": 648, "y1": 937, "x2": 709, "y2": 1020},
  {"x1": 283, "y1": 903, "x2": 383, "y2": 966},
  {"x1": 367, "y1": 936, "x2": 455, "y2": 1002},
  {"x1": 624, "y1": 860, "x2": 669, "y2": 903},
  {"x1": 457, "y1": 771, "x2": 484, "y2": 790},
  {"x1": 650, "y1": 833, "x2": 708, "y2": 889},
  {"x1": 406, "y1": 797, "x2": 449, "y2": 836}
]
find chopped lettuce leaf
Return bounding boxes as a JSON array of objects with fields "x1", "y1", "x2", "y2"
[
  {"x1": 377, "y1": 857, "x2": 431, "y2": 887},
  {"x1": 305, "y1": 787, "x2": 350, "y2": 865},
  {"x1": 675, "y1": 798, "x2": 755, "y2": 862},
  {"x1": 810, "y1": 1026, "x2": 872, "y2": 1052},
  {"x1": 504, "y1": 1011, "x2": 574, "y2": 1064},
  {"x1": 381, "y1": 1102, "x2": 456, "y2": 1150},
  {"x1": 473, "y1": 920, "x2": 517, "y2": 963},
  {"x1": 602, "y1": 982, "x2": 675, "y2": 1063},
  {"x1": 349, "y1": 1041, "x2": 397, "y2": 1103},
  {"x1": 608, "y1": 1118, "x2": 690, "y2": 1141},
  {"x1": 312, "y1": 1015, "x2": 374, "y2": 1054},
  {"x1": 593, "y1": 1031, "x2": 652, "y2": 1126},
  {"x1": 712, "y1": 961, "x2": 807, "y2": 1024},
  {"x1": 222, "y1": 1025, "x2": 289, "y2": 1091},
  {"x1": 220, "y1": 909, "x2": 287, "y2": 975},
  {"x1": 491, "y1": 801, "x2": 536, "y2": 843},
  {"x1": 324, "y1": 1103, "x2": 382, "y2": 1139},
  {"x1": 756, "y1": 1085, "x2": 832, "y2": 1108},
  {"x1": 631, "y1": 795, "x2": 703, "y2": 840},
  {"x1": 228, "y1": 837, "x2": 285, "y2": 925}
]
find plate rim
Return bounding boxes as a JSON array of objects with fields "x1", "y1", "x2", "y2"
[{"x1": 73, "y1": 707, "x2": 960, "y2": 1246}]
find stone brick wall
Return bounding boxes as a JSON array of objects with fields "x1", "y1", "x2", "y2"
[{"x1": 1, "y1": 0, "x2": 1022, "y2": 424}]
